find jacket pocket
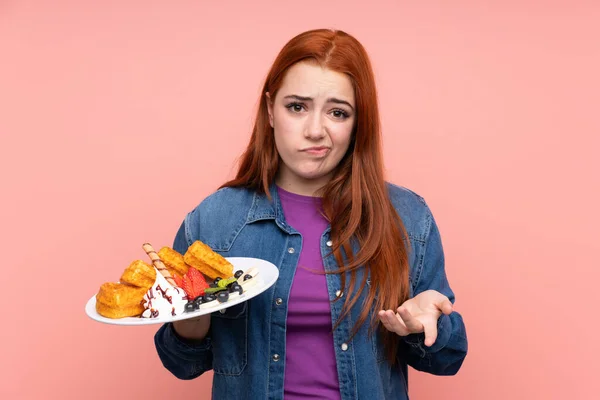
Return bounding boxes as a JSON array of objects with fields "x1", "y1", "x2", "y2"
[{"x1": 210, "y1": 302, "x2": 248, "y2": 376}]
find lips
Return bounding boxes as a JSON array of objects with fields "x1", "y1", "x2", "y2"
[
  {"x1": 304, "y1": 146, "x2": 328, "y2": 151},
  {"x1": 302, "y1": 146, "x2": 330, "y2": 156}
]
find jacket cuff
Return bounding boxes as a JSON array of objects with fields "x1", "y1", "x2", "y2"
[
  {"x1": 402, "y1": 313, "x2": 451, "y2": 354},
  {"x1": 160, "y1": 323, "x2": 212, "y2": 356}
]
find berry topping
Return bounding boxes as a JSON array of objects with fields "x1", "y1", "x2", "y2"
[
  {"x1": 181, "y1": 268, "x2": 210, "y2": 300},
  {"x1": 203, "y1": 293, "x2": 217, "y2": 303},
  {"x1": 173, "y1": 274, "x2": 184, "y2": 288},
  {"x1": 234, "y1": 270, "x2": 244, "y2": 279},
  {"x1": 184, "y1": 302, "x2": 197, "y2": 313},
  {"x1": 243, "y1": 274, "x2": 252, "y2": 281},
  {"x1": 229, "y1": 284, "x2": 243, "y2": 295},
  {"x1": 217, "y1": 291, "x2": 229, "y2": 303}
]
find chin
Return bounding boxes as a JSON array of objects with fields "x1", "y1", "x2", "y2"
[{"x1": 296, "y1": 169, "x2": 331, "y2": 182}]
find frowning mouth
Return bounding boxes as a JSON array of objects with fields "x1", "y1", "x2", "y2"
[{"x1": 301, "y1": 146, "x2": 330, "y2": 156}]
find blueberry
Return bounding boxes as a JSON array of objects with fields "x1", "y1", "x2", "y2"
[
  {"x1": 243, "y1": 274, "x2": 252, "y2": 281},
  {"x1": 229, "y1": 284, "x2": 243, "y2": 295},
  {"x1": 214, "y1": 277, "x2": 222, "y2": 284},
  {"x1": 217, "y1": 291, "x2": 229, "y2": 303},
  {"x1": 194, "y1": 296, "x2": 204, "y2": 307},
  {"x1": 184, "y1": 302, "x2": 197, "y2": 313},
  {"x1": 234, "y1": 270, "x2": 244, "y2": 279},
  {"x1": 203, "y1": 293, "x2": 217, "y2": 303}
]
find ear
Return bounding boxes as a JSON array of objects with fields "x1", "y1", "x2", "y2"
[{"x1": 265, "y1": 92, "x2": 274, "y2": 128}]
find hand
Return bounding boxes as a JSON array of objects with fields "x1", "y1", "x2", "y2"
[
  {"x1": 172, "y1": 314, "x2": 211, "y2": 341},
  {"x1": 378, "y1": 290, "x2": 453, "y2": 347}
]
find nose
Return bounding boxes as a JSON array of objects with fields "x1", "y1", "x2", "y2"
[{"x1": 305, "y1": 113, "x2": 326, "y2": 140}]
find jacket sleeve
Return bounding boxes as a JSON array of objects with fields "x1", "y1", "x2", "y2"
[
  {"x1": 154, "y1": 218, "x2": 214, "y2": 379},
  {"x1": 401, "y1": 208, "x2": 468, "y2": 376}
]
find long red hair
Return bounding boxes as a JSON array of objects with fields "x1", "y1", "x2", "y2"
[{"x1": 221, "y1": 28, "x2": 410, "y2": 364}]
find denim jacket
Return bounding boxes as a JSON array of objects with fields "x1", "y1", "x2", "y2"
[{"x1": 154, "y1": 182, "x2": 468, "y2": 399}]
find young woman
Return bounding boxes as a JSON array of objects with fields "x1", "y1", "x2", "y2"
[{"x1": 154, "y1": 28, "x2": 468, "y2": 399}]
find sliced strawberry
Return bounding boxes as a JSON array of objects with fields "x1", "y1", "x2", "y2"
[
  {"x1": 177, "y1": 268, "x2": 210, "y2": 299},
  {"x1": 180, "y1": 274, "x2": 194, "y2": 299},
  {"x1": 187, "y1": 267, "x2": 209, "y2": 297},
  {"x1": 173, "y1": 273, "x2": 184, "y2": 288}
]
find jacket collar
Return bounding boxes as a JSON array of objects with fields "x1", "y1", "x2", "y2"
[
  {"x1": 246, "y1": 182, "x2": 332, "y2": 236},
  {"x1": 246, "y1": 182, "x2": 278, "y2": 223},
  {"x1": 246, "y1": 182, "x2": 302, "y2": 234}
]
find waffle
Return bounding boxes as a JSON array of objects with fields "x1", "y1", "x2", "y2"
[
  {"x1": 119, "y1": 260, "x2": 156, "y2": 290},
  {"x1": 183, "y1": 240, "x2": 233, "y2": 280},
  {"x1": 158, "y1": 246, "x2": 189, "y2": 277},
  {"x1": 95, "y1": 282, "x2": 147, "y2": 319}
]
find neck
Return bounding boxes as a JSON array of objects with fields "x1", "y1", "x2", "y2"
[{"x1": 275, "y1": 170, "x2": 331, "y2": 197}]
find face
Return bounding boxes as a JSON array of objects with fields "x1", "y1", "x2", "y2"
[{"x1": 266, "y1": 61, "x2": 356, "y2": 196}]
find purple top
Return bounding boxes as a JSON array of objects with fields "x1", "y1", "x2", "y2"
[{"x1": 278, "y1": 186, "x2": 341, "y2": 400}]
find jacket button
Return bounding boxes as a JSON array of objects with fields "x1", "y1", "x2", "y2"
[
  {"x1": 341, "y1": 343, "x2": 349, "y2": 351},
  {"x1": 275, "y1": 298, "x2": 283, "y2": 306},
  {"x1": 335, "y1": 290, "x2": 343, "y2": 298},
  {"x1": 288, "y1": 247, "x2": 295, "y2": 254},
  {"x1": 272, "y1": 354, "x2": 280, "y2": 362},
  {"x1": 326, "y1": 240, "x2": 333, "y2": 247}
]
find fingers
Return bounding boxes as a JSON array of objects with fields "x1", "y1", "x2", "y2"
[
  {"x1": 397, "y1": 307, "x2": 424, "y2": 334},
  {"x1": 379, "y1": 297, "x2": 451, "y2": 345},
  {"x1": 378, "y1": 310, "x2": 409, "y2": 336},
  {"x1": 422, "y1": 318, "x2": 438, "y2": 347},
  {"x1": 397, "y1": 306, "x2": 439, "y2": 346},
  {"x1": 439, "y1": 298, "x2": 453, "y2": 315}
]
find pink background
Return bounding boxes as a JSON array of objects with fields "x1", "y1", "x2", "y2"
[{"x1": 1, "y1": 1, "x2": 599, "y2": 399}]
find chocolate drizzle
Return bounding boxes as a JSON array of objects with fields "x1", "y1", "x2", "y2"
[
  {"x1": 175, "y1": 287, "x2": 188, "y2": 301},
  {"x1": 156, "y1": 285, "x2": 173, "y2": 304}
]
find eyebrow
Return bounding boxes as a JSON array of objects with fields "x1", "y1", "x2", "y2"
[{"x1": 283, "y1": 94, "x2": 354, "y2": 111}]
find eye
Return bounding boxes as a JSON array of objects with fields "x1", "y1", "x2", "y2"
[
  {"x1": 331, "y1": 109, "x2": 350, "y2": 119},
  {"x1": 285, "y1": 102, "x2": 305, "y2": 113}
]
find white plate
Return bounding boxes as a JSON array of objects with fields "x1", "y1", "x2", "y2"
[{"x1": 85, "y1": 257, "x2": 279, "y2": 326}]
